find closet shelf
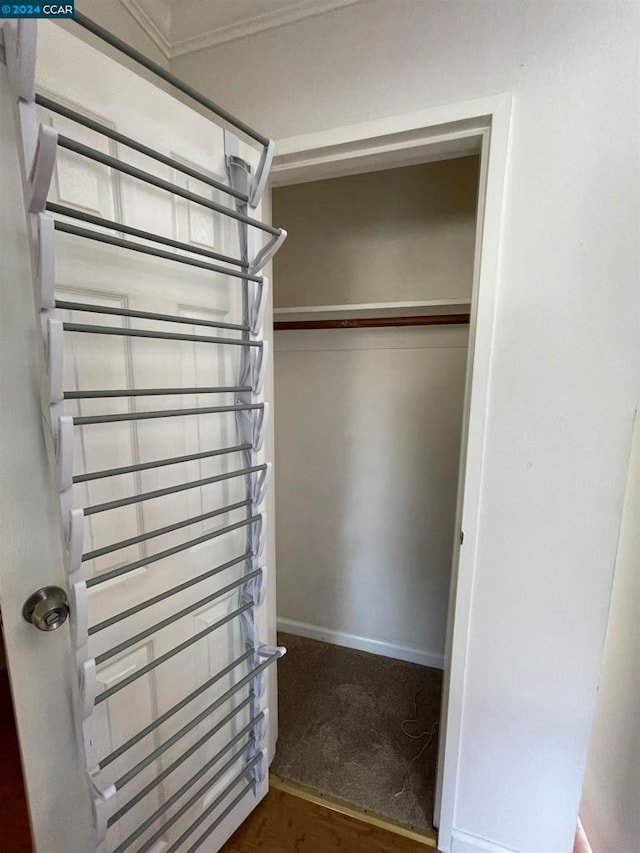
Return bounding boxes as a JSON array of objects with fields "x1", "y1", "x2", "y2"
[
  {"x1": 273, "y1": 298, "x2": 470, "y2": 323},
  {"x1": 273, "y1": 299, "x2": 471, "y2": 326}
]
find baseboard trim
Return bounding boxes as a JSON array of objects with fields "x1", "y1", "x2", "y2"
[
  {"x1": 451, "y1": 829, "x2": 519, "y2": 853},
  {"x1": 270, "y1": 774, "x2": 438, "y2": 847},
  {"x1": 277, "y1": 618, "x2": 445, "y2": 669}
]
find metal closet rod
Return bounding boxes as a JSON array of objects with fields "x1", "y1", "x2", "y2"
[
  {"x1": 274, "y1": 314, "x2": 471, "y2": 330},
  {"x1": 56, "y1": 134, "x2": 279, "y2": 237},
  {"x1": 55, "y1": 300, "x2": 249, "y2": 334},
  {"x1": 101, "y1": 647, "x2": 255, "y2": 769},
  {"x1": 108, "y1": 695, "x2": 255, "y2": 823},
  {"x1": 65, "y1": 384, "x2": 251, "y2": 400},
  {"x1": 54, "y1": 220, "x2": 263, "y2": 283},
  {"x1": 114, "y1": 715, "x2": 260, "y2": 832},
  {"x1": 83, "y1": 500, "x2": 251, "y2": 561},
  {"x1": 36, "y1": 95, "x2": 248, "y2": 204},
  {"x1": 85, "y1": 514, "x2": 261, "y2": 587},
  {"x1": 62, "y1": 320, "x2": 261, "y2": 350},
  {"x1": 82, "y1": 461, "x2": 266, "y2": 517},
  {"x1": 182, "y1": 781, "x2": 255, "y2": 853},
  {"x1": 94, "y1": 567, "x2": 262, "y2": 664},
  {"x1": 103, "y1": 649, "x2": 279, "y2": 788},
  {"x1": 48, "y1": 202, "x2": 249, "y2": 270},
  {"x1": 137, "y1": 752, "x2": 261, "y2": 853},
  {"x1": 74, "y1": 443, "x2": 251, "y2": 484},
  {"x1": 114, "y1": 735, "x2": 258, "y2": 851},
  {"x1": 95, "y1": 601, "x2": 254, "y2": 705},
  {"x1": 89, "y1": 549, "x2": 253, "y2": 631},
  {"x1": 74, "y1": 402, "x2": 263, "y2": 428},
  {"x1": 73, "y1": 11, "x2": 270, "y2": 148}
]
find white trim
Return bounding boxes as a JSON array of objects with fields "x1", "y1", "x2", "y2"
[
  {"x1": 277, "y1": 618, "x2": 445, "y2": 670},
  {"x1": 273, "y1": 298, "x2": 471, "y2": 322},
  {"x1": 272, "y1": 128, "x2": 481, "y2": 187},
  {"x1": 273, "y1": 98, "x2": 499, "y2": 156},
  {"x1": 120, "y1": 0, "x2": 363, "y2": 59},
  {"x1": 119, "y1": 0, "x2": 173, "y2": 57},
  {"x1": 451, "y1": 829, "x2": 519, "y2": 853},
  {"x1": 171, "y1": 0, "x2": 364, "y2": 57},
  {"x1": 436, "y1": 99, "x2": 512, "y2": 853},
  {"x1": 271, "y1": 94, "x2": 513, "y2": 853}
]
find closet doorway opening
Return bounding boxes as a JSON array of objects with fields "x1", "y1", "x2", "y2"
[{"x1": 265, "y1": 101, "x2": 509, "y2": 846}]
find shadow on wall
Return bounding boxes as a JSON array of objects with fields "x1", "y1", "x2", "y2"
[
  {"x1": 271, "y1": 157, "x2": 478, "y2": 661},
  {"x1": 272, "y1": 157, "x2": 480, "y2": 308}
]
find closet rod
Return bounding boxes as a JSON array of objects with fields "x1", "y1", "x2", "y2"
[
  {"x1": 89, "y1": 550, "x2": 252, "y2": 631},
  {"x1": 108, "y1": 698, "x2": 255, "y2": 822},
  {"x1": 101, "y1": 648, "x2": 255, "y2": 768},
  {"x1": 62, "y1": 321, "x2": 261, "y2": 349},
  {"x1": 54, "y1": 221, "x2": 263, "y2": 283},
  {"x1": 85, "y1": 515, "x2": 261, "y2": 587},
  {"x1": 73, "y1": 11, "x2": 270, "y2": 148},
  {"x1": 55, "y1": 300, "x2": 249, "y2": 334},
  {"x1": 94, "y1": 568, "x2": 262, "y2": 662},
  {"x1": 113, "y1": 737, "x2": 258, "y2": 852},
  {"x1": 274, "y1": 314, "x2": 471, "y2": 330},
  {"x1": 65, "y1": 385, "x2": 251, "y2": 400},
  {"x1": 73, "y1": 402, "x2": 263, "y2": 427},
  {"x1": 48, "y1": 202, "x2": 249, "y2": 270},
  {"x1": 74, "y1": 444, "x2": 251, "y2": 483},
  {"x1": 95, "y1": 602, "x2": 254, "y2": 704},
  {"x1": 83, "y1": 503, "x2": 251, "y2": 562},
  {"x1": 135, "y1": 755, "x2": 261, "y2": 853},
  {"x1": 56, "y1": 135, "x2": 279, "y2": 237},
  {"x1": 102, "y1": 648, "x2": 281, "y2": 773},
  {"x1": 36, "y1": 96, "x2": 248, "y2": 204},
  {"x1": 161, "y1": 771, "x2": 257, "y2": 853},
  {"x1": 82, "y1": 463, "x2": 266, "y2": 518},
  {"x1": 181, "y1": 784, "x2": 255, "y2": 853}
]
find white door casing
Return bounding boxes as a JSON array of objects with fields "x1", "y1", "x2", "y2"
[
  {"x1": 270, "y1": 98, "x2": 511, "y2": 851},
  {"x1": 1, "y1": 19, "x2": 280, "y2": 853}
]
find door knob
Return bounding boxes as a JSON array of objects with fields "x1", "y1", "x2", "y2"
[{"x1": 22, "y1": 586, "x2": 69, "y2": 631}]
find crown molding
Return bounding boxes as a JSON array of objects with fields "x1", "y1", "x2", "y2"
[
  {"x1": 119, "y1": 0, "x2": 172, "y2": 58},
  {"x1": 120, "y1": 0, "x2": 363, "y2": 60},
  {"x1": 169, "y1": 0, "x2": 363, "y2": 57}
]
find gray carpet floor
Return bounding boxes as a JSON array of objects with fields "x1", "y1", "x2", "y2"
[{"x1": 272, "y1": 633, "x2": 443, "y2": 831}]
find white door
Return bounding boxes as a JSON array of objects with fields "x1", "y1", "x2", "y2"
[{"x1": 0, "y1": 20, "x2": 279, "y2": 853}]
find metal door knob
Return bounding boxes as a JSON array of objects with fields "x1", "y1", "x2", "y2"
[{"x1": 22, "y1": 586, "x2": 69, "y2": 631}]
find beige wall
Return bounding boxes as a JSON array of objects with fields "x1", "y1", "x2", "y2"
[
  {"x1": 272, "y1": 157, "x2": 479, "y2": 307},
  {"x1": 272, "y1": 159, "x2": 476, "y2": 665},
  {"x1": 581, "y1": 409, "x2": 640, "y2": 853}
]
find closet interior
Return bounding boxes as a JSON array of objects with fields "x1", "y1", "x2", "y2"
[{"x1": 269, "y1": 154, "x2": 480, "y2": 834}]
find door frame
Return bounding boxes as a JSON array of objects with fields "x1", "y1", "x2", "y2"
[{"x1": 269, "y1": 93, "x2": 512, "y2": 853}]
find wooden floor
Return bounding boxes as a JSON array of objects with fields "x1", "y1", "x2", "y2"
[{"x1": 222, "y1": 782, "x2": 437, "y2": 853}]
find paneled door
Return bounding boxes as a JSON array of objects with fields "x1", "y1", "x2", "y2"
[{"x1": 0, "y1": 18, "x2": 279, "y2": 853}]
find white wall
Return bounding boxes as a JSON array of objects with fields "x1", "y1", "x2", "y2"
[
  {"x1": 272, "y1": 160, "x2": 476, "y2": 667},
  {"x1": 275, "y1": 325, "x2": 468, "y2": 667},
  {"x1": 580, "y1": 408, "x2": 640, "y2": 853},
  {"x1": 172, "y1": 3, "x2": 640, "y2": 852}
]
